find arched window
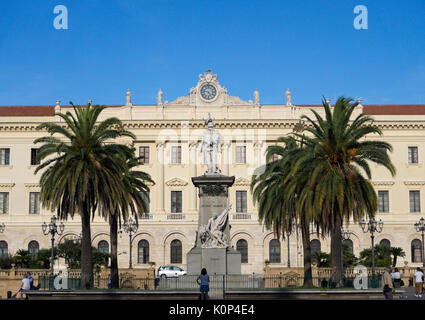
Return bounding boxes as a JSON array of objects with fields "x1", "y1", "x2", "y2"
[
  {"x1": 28, "y1": 240, "x2": 39, "y2": 258},
  {"x1": 138, "y1": 240, "x2": 150, "y2": 264},
  {"x1": 343, "y1": 239, "x2": 354, "y2": 254},
  {"x1": 170, "y1": 239, "x2": 182, "y2": 264},
  {"x1": 236, "y1": 239, "x2": 248, "y2": 263},
  {"x1": 0, "y1": 241, "x2": 8, "y2": 258},
  {"x1": 411, "y1": 239, "x2": 422, "y2": 263},
  {"x1": 310, "y1": 239, "x2": 321, "y2": 256},
  {"x1": 269, "y1": 239, "x2": 281, "y2": 263},
  {"x1": 380, "y1": 239, "x2": 391, "y2": 248},
  {"x1": 98, "y1": 240, "x2": 109, "y2": 254}
]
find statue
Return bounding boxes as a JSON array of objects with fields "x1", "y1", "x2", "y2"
[
  {"x1": 157, "y1": 89, "x2": 163, "y2": 105},
  {"x1": 126, "y1": 89, "x2": 132, "y2": 106},
  {"x1": 254, "y1": 88, "x2": 259, "y2": 105},
  {"x1": 201, "y1": 113, "x2": 221, "y2": 175},
  {"x1": 286, "y1": 88, "x2": 291, "y2": 106},
  {"x1": 199, "y1": 205, "x2": 231, "y2": 248}
]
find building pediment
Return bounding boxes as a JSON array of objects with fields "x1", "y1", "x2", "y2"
[
  {"x1": 168, "y1": 70, "x2": 251, "y2": 107},
  {"x1": 234, "y1": 177, "x2": 251, "y2": 186},
  {"x1": 165, "y1": 178, "x2": 188, "y2": 187}
]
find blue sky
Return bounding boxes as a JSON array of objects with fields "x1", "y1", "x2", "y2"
[{"x1": 0, "y1": 0, "x2": 424, "y2": 106}]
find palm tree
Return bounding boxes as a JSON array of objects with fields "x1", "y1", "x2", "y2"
[
  {"x1": 390, "y1": 247, "x2": 406, "y2": 267},
  {"x1": 251, "y1": 136, "x2": 316, "y2": 286},
  {"x1": 291, "y1": 97, "x2": 396, "y2": 286},
  {"x1": 34, "y1": 103, "x2": 135, "y2": 288},
  {"x1": 101, "y1": 154, "x2": 153, "y2": 289}
]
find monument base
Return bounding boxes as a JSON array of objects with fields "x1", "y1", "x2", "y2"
[{"x1": 187, "y1": 247, "x2": 241, "y2": 275}]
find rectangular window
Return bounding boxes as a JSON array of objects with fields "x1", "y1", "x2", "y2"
[
  {"x1": 139, "y1": 146, "x2": 150, "y2": 164},
  {"x1": 0, "y1": 148, "x2": 10, "y2": 165},
  {"x1": 410, "y1": 190, "x2": 421, "y2": 213},
  {"x1": 29, "y1": 192, "x2": 40, "y2": 214},
  {"x1": 30, "y1": 148, "x2": 39, "y2": 165},
  {"x1": 378, "y1": 191, "x2": 389, "y2": 213},
  {"x1": 408, "y1": 147, "x2": 418, "y2": 164},
  {"x1": 171, "y1": 191, "x2": 182, "y2": 213},
  {"x1": 236, "y1": 146, "x2": 246, "y2": 164},
  {"x1": 171, "y1": 146, "x2": 182, "y2": 164},
  {"x1": 236, "y1": 190, "x2": 247, "y2": 213},
  {"x1": 0, "y1": 193, "x2": 9, "y2": 214}
]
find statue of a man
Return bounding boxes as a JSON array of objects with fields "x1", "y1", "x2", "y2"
[
  {"x1": 286, "y1": 88, "x2": 291, "y2": 106},
  {"x1": 254, "y1": 88, "x2": 259, "y2": 105},
  {"x1": 201, "y1": 113, "x2": 221, "y2": 175},
  {"x1": 157, "y1": 89, "x2": 163, "y2": 105}
]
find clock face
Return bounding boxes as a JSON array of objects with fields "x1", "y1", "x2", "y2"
[{"x1": 200, "y1": 84, "x2": 217, "y2": 101}]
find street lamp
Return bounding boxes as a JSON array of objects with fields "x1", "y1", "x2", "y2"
[
  {"x1": 341, "y1": 228, "x2": 352, "y2": 279},
  {"x1": 42, "y1": 215, "x2": 64, "y2": 275},
  {"x1": 122, "y1": 216, "x2": 138, "y2": 269},
  {"x1": 0, "y1": 223, "x2": 5, "y2": 233},
  {"x1": 414, "y1": 217, "x2": 425, "y2": 267},
  {"x1": 360, "y1": 218, "x2": 383, "y2": 275},
  {"x1": 287, "y1": 220, "x2": 297, "y2": 267}
]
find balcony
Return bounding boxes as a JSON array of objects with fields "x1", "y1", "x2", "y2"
[
  {"x1": 139, "y1": 214, "x2": 153, "y2": 220},
  {"x1": 231, "y1": 213, "x2": 252, "y2": 220},
  {"x1": 166, "y1": 213, "x2": 185, "y2": 220}
]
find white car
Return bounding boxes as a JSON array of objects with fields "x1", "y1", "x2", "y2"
[{"x1": 158, "y1": 265, "x2": 187, "y2": 278}]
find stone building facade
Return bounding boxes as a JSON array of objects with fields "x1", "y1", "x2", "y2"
[{"x1": 1, "y1": 70, "x2": 425, "y2": 274}]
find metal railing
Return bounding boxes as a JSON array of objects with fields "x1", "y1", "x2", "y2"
[{"x1": 37, "y1": 273, "x2": 383, "y2": 299}]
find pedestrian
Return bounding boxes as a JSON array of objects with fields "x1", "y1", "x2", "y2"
[
  {"x1": 413, "y1": 267, "x2": 424, "y2": 298},
  {"x1": 382, "y1": 266, "x2": 395, "y2": 300},
  {"x1": 196, "y1": 268, "x2": 209, "y2": 300},
  {"x1": 16, "y1": 273, "x2": 31, "y2": 298},
  {"x1": 391, "y1": 268, "x2": 401, "y2": 288},
  {"x1": 27, "y1": 272, "x2": 34, "y2": 290},
  {"x1": 107, "y1": 274, "x2": 111, "y2": 289}
]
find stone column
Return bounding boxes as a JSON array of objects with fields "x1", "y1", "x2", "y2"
[
  {"x1": 156, "y1": 141, "x2": 166, "y2": 213},
  {"x1": 189, "y1": 141, "x2": 199, "y2": 212},
  {"x1": 223, "y1": 141, "x2": 232, "y2": 176}
]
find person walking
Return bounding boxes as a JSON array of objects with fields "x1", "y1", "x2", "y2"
[
  {"x1": 391, "y1": 268, "x2": 401, "y2": 288},
  {"x1": 197, "y1": 268, "x2": 210, "y2": 300},
  {"x1": 413, "y1": 267, "x2": 424, "y2": 298},
  {"x1": 382, "y1": 266, "x2": 395, "y2": 300}
]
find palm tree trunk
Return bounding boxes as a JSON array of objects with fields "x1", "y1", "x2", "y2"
[
  {"x1": 330, "y1": 214, "x2": 343, "y2": 287},
  {"x1": 300, "y1": 216, "x2": 313, "y2": 287},
  {"x1": 81, "y1": 208, "x2": 93, "y2": 289},
  {"x1": 110, "y1": 213, "x2": 120, "y2": 288}
]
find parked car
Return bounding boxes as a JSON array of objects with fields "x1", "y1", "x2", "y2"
[{"x1": 158, "y1": 265, "x2": 187, "y2": 278}]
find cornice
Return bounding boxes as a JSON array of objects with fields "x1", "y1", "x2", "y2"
[
  {"x1": 403, "y1": 181, "x2": 425, "y2": 186},
  {"x1": 372, "y1": 181, "x2": 395, "y2": 186},
  {"x1": 1, "y1": 119, "x2": 425, "y2": 132},
  {"x1": 0, "y1": 183, "x2": 15, "y2": 188}
]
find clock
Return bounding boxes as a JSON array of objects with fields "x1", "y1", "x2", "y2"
[{"x1": 200, "y1": 84, "x2": 217, "y2": 101}]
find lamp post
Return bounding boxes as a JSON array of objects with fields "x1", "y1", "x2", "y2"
[
  {"x1": 341, "y1": 228, "x2": 352, "y2": 279},
  {"x1": 0, "y1": 223, "x2": 5, "y2": 233},
  {"x1": 122, "y1": 216, "x2": 138, "y2": 269},
  {"x1": 414, "y1": 217, "x2": 425, "y2": 267},
  {"x1": 287, "y1": 220, "x2": 297, "y2": 267},
  {"x1": 42, "y1": 215, "x2": 64, "y2": 275},
  {"x1": 360, "y1": 219, "x2": 383, "y2": 275}
]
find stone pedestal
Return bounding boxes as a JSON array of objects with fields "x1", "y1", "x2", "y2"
[{"x1": 187, "y1": 174, "x2": 241, "y2": 275}]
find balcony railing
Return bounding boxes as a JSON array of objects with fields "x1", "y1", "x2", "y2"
[
  {"x1": 232, "y1": 213, "x2": 252, "y2": 220},
  {"x1": 139, "y1": 214, "x2": 153, "y2": 220},
  {"x1": 166, "y1": 213, "x2": 185, "y2": 220}
]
